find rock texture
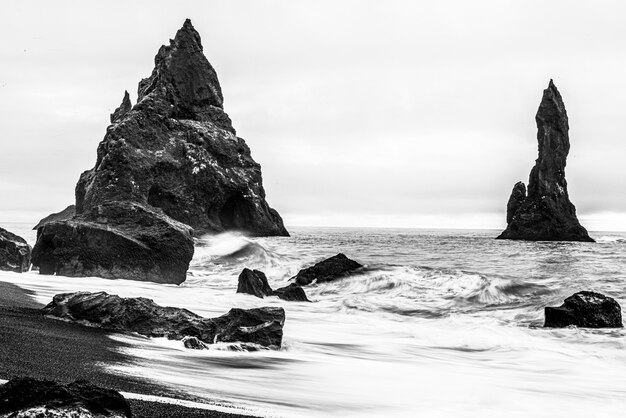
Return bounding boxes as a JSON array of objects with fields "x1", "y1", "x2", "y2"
[
  {"x1": 43, "y1": 291, "x2": 285, "y2": 348},
  {"x1": 544, "y1": 291, "x2": 623, "y2": 328},
  {"x1": 0, "y1": 377, "x2": 131, "y2": 418},
  {"x1": 76, "y1": 19, "x2": 287, "y2": 237},
  {"x1": 32, "y1": 205, "x2": 76, "y2": 230},
  {"x1": 497, "y1": 80, "x2": 593, "y2": 242},
  {"x1": 293, "y1": 253, "x2": 363, "y2": 286},
  {"x1": 32, "y1": 19, "x2": 287, "y2": 283},
  {"x1": 32, "y1": 202, "x2": 194, "y2": 284},
  {"x1": 0, "y1": 227, "x2": 31, "y2": 273},
  {"x1": 237, "y1": 268, "x2": 309, "y2": 301}
]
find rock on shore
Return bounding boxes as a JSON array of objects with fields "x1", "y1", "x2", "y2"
[
  {"x1": 43, "y1": 291, "x2": 285, "y2": 348},
  {"x1": 237, "y1": 268, "x2": 309, "y2": 301},
  {"x1": 293, "y1": 253, "x2": 363, "y2": 286},
  {"x1": 544, "y1": 291, "x2": 623, "y2": 328},
  {"x1": 0, "y1": 377, "x2": 131, "y2": 418},
  {"x1": 32, "y1": 205, "x2": 75, "y2": 230},
  {"x1": 497, "y1": 80, "x2": 593, "y2": 242},
  {"x1": 32, "y1": 19, "x2": 288, "y2": 284},
  {"x1": 0, "y1": 227, "x2": 31, "y2": 273}
]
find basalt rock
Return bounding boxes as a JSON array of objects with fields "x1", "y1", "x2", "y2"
[
  {"x1": 497, "y1": 80, "x2": 593, "y2": 242},
  {"x1": 0, "y1": 377, "x2": 131, "y2": 418},
  {"x1": 544, "y1": 291, "x2": 622, "y2": 328},
  {"x1": 42, "y1": 291, "x2": 285, "y2": 348},
  {"x1": 110, "y1": 90, "x2": 131, "y2": 123},
  {"x1": 76, "y1": 19, "x2": 288, "y2": 237},
  {"x1": 237, "y1": 268, "x2": 309, "y2": 301},
  {"x1": 0, "y1": 227, "x2": 31, "y2": 273},
  {"x1": 33, "y1": 204, "x2": 76, "y2": 230},
  {"x1": 32, "y1": 201, "x2": 194, "y2": 285},
  {"x1": 293, "y1": 253, "x2": 363, "y2": 286}
]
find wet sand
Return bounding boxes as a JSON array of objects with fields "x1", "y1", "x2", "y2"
[{"x1": 0, "y1": 280, "x2": 259, "y2": 418}]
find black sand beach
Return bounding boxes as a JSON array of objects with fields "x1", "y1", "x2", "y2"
[{"x1": 0, "y1": 280, "x2": 259, "y2": 418}]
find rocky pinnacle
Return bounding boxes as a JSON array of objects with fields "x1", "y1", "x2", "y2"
[{"x1": 497, "y1": 80, "x2": 593, "y2": 242}]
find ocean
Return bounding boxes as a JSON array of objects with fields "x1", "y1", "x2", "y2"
[{"x1": 2, "y1": 223, "x2": 626, "y2": 417}]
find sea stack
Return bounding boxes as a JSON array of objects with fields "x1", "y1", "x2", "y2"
[
  {"x1": 497, "y1": 80, "x2": 593, "y2": 242},
  {"x1": 32, "y1": 19, "x2": 287, "y2": 284}
]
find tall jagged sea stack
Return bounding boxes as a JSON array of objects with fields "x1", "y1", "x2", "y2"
[
  {"x1": 497, "y1": 80, "x2": 593, "y2": 242},
  {"x1": 32, "y1": 19, "x2": 288, "y2": 284}
]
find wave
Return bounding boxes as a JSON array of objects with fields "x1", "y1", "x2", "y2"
[{"x1": 596, "y1": 235, "x2": 626, "y2": 243}]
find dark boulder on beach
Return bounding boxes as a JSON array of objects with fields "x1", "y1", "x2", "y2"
[
  {"x1": 32, "y1": 201, "x2": 194, "y2": 285},
  {"x1": 237, "y1": 268, "x2": 273, "y2": 298},
  {"x1": 42, "y1": 291, "x2": 285, "y2": 348},
  {"x1": 238, "y1": 268, "x2": 310, "y2": 301},
  {"x1": 32, "y1": 19, "x2": 287, "y2": 284},
  {"x1": 497, "y1": 80, "x2": 593, "y2": 242},
  {"x1": 32, "y1": 205, "x2": 76, "y2": 230},
  {"x1": 0, "y1": 377, "x2": 131, "y2": 417},
  {"x1": 293, "y1": 253, "x2": 363, "y2": 286},
  {"x1": 0, "y1": 227, "x2": 31, "y2": 273},
  {"x1": 544, "y1": 291, "x2": 622, "y2": 328}
]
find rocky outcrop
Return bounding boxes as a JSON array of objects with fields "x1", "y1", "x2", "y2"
[
  {"x1": 293, "y1": 253, "x2": 363, "y2": 286},
  {"x1": 497, "y1": 80, "x2": 593, "y2": 242},
  {"x1": 32, "y1": 201, "x2": 194, "y2": 285},
  {"x1": 43, "y1": 291, "x2": 285, "y2": 348},
  {"x1": 0, "y1": 227, "x2": 31, "y2": 273},
  {"x1": 237, "y1": 268, "x2": 309, "y2": 301},
  {"x1": 32, "y1": 205, "x2": 75, "y2": 230},
  {"x1": 32, "y1": 19, "x2": 288, "y2": 283},
  {"x1": 544, "y1": 291, "x2": 622, "y2": 328},
  {"x1": 76, "y1": 19, "x2": 287, "y2": 237},
  {"x1": 0, "y1": 377, "x2": 131, "y2": 418}
]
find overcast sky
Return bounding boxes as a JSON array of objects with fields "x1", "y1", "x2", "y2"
[{"x1": 1, "y1": 1, "x2": 625, "y2": 230}]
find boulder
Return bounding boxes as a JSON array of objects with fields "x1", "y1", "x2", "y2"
[
  {"x1": 544, "y1": 291, "x2": 623, "y2": 328},
  {"x1": 182, "y1": 336, "x2": 208, "y2": 350},
  {"x1": 293, "y1": 253, "x2": 363, "y2": 286},
  {"x1": 42, "y1": 291, "x2": 285, "y2": 348},
  {"x1": 75, "y1": 19, "x2": 288, "y2": 237},
  {"x1": 237, "y1": 268, "x2": 309, "y2": 301},
  {"x1": 32, "y1": 204, "x2": 76, "y2": 230},
  {"x1": 0, "y1": 377, "x2": 131, "y2": 418},
  {"x1": 32, "y1": 201, "x2": 194, "y2": 285},
  {"x1": 237, "y1": 268, "x2": 273, "y2": 298},
  {"x1": 0, "y1": 227, "x2": 31, "y2": 273},
  {"x1": 497, "y1": 80, "x2": 593, "y2": 242}
]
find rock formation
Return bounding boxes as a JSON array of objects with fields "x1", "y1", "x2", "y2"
[
  {"x1": 0, "y1": 227, "x2": 31, "y2": 273},
  {"x1": 238, "y1": 268, "x2": 309, "y2": 301},
  {"x1": 292, "y1": 253, "x2": 363, "y2": 286},
  {"x1": 497, "y1": 80, "x2": 593, "y2": 242},
  {"x1": 32, "y1": 205, "x2": 75, "y2": 230},
  {"x1": 544, "y1": 291, "x2": 622, "y2": 328},
  {"x1": 32, "y1": 19, "x2": 288, "y2": 283},
  {"x1": 0, "y1": 377, "x2": 131, "y2": 418},
  {"x1": 43, "y1": 291, "x2": 285, "y2": 348}
]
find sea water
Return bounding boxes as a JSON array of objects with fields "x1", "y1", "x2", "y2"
[{"x1": 2, "y1": 224, "x2": 626, "y2": 417}]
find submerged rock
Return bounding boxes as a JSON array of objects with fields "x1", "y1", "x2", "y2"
[
  {"x1": 544, "y1": 291, "x2": 622, "y2": 328},
  {"x1": 0, "y1": 377, "x2": 131, "y2": 418},
  {"x1": 32, "y1": 205, "x2": 76, "y2": 230},
  {"x1": 293, "y1": 253, "x2": 363, "y2": 286},
  {"x1": 237, "y1": 268, "x2": 309, "y2": 301},
  {"x1": 0, "y1": 227, "x2": 31, "y2": 273},
  {"x1": 32, "y1": 19, "x2": 287, "y2": 284},
  {"x1": 42, "y1": 291, "x2": 285, "y2": 348},
  {"x1": 497, "y1": 80, "x2": 593, "y2": 242},
  {"x1": 32, "y1": 201, "x2": 194, "y2": 285}
]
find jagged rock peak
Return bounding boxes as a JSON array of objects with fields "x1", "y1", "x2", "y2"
[
  {"x1": 497, "y1": 80, "x2": 593, "y2": 242},
  {"x1": 110, "y1": 90, "x2": 132, "y2": 123},
  {"x1": 137, "y1": 18, "x2": 226, "y2": 124}
]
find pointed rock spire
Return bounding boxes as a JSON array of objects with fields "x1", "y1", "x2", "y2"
[
  {"x1": 497, "y1": 80, "x2": 593, "y2": 242},
  {"x1": 110, "y1": 90, "x2": 132, "y2": 123}
]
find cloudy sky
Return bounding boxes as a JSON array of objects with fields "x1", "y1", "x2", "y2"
[{"x1": 1, "y1": 1, "x2": 625, "y2": 230}]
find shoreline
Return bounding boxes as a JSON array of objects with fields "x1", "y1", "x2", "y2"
[{"x1": 0, "y1": 279, "x2": 262, "y2": 418}]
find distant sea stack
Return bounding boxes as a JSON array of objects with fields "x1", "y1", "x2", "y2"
[
  {"x1": 497, "y1": 80, "x2": 593, "y2": 242},
  {"x1": 32, "y1": 19, "x2": 287, "y2": 284}
]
